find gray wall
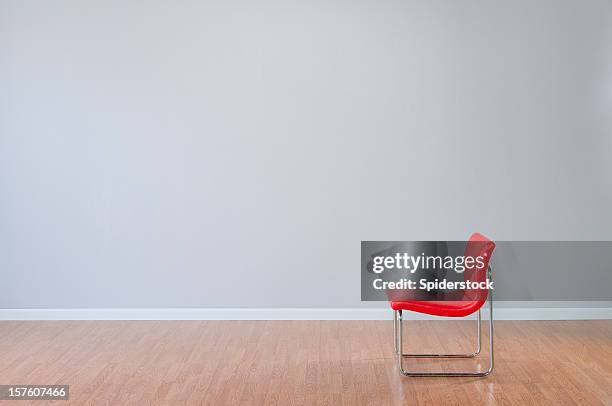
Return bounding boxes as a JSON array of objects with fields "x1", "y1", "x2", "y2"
[{"x1": 1, "y1": 0, "x2": 611, "y2": 308}]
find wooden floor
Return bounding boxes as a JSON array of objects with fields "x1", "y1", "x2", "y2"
[{"x1": 0, "y1": 320, "x2": 610, "y2": 405}]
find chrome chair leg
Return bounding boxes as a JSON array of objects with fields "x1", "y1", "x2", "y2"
[
  {"x1": 395, "y1": 292, "x2": 494, "y2": 377},
  {"x1": 394, "y1": 309, "x2": 481, "y2": 358}
]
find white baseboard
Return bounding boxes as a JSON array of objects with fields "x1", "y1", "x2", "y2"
[{"x1": 0, "y1": 307, "x2": 611, "y2": 320}]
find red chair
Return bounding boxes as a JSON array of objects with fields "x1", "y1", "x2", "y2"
[{"x1": 391, "y1": 233, "x2": 496, "y2": 377}]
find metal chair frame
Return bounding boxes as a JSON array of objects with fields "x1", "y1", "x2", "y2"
[{"x1": 393, "y1": 265, "x2": 494, "y2": 377}]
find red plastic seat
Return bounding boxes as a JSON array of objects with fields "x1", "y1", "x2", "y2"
[{"x1": 390, "y1": 233, "x2": 495, "y2": 317}]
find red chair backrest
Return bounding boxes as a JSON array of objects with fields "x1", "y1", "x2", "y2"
[{"x1": 461, "y1": 232, "x2": 495, "y2": 302}]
